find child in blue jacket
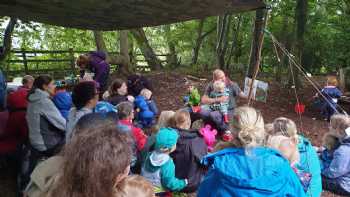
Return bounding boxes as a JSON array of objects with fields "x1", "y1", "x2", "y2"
[
  {"x1": 134, "y1": 88, "x2": 158, "y2": 128},
  {"x1": 141, "y1": 127, "x2": 187, "y2": 193},
  {"x1": 272, "y1": 117, "x2": 322, "y2": 197},
  {"x1": 314, "y1": 76, "x2": 342, "y2": 120},
  {"x1": 321, "y1": 114, "x2": 350, "y2": 196},
  {"x1": 319, "y1": 132, "x2": 340, "y2": 170}
]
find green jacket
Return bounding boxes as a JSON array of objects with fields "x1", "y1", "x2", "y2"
[
  {"x1": 142, "y1": 151, "x2": 187, "y2": 191},
  {"x1": 188, "y1": 88, "x2": 200, "y2": 107}
]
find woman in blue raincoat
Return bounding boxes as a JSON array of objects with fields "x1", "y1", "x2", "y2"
[{"x1": 197, "y1": 107, "x2": 306, "y2": 197}]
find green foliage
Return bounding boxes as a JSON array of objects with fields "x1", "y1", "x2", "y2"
[{"x1": 1, "y1": 0, "x2": 350, "y2": 77}]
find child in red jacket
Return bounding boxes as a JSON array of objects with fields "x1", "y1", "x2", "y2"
[{"x1": 117, "y1": 102, "x2": 147, "y2": 150}]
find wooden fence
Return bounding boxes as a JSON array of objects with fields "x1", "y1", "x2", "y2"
[{"x1": 3, "y1": 49, "x2": 168, "y2": 79}]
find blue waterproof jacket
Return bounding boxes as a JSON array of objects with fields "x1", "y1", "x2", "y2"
[
  {"x1": 52, "y1": 92, "x2": 72, "y2": 120},
  {"x1": 197, "y1": 147, "x2": 306, "y2": 197},
  {"x1": 322, "y1": 137, "x2": 350, "y2": 193},
  {"x1": 296, "y1": 135, "x2": 322, "y2": 197},
  {"x1": 134, "y1": 95, "x2": 157, "y2": 128}
]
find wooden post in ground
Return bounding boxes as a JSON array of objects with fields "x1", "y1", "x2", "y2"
[
  {"x1": 247, "y1": 8, "x2": 269, "y2": 105},
  {"x1": 339, "y1": 67, "x2": 345, "y2": 91},
  {"x1": 69, "y1": 48, "x2": 75, "y2": 75},
  {"x1": 21, "y1": 49, "x2": 29, "y2": 74}
]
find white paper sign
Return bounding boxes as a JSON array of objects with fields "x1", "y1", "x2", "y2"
[{"x1": 244, "y1": 77, "x2": 269, "y2": 103}]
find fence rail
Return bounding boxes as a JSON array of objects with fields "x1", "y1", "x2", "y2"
[{"x1": 4, "y1": 48, "x2": 168, "y2": 78}]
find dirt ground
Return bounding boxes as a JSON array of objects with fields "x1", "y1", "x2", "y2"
[
  {"x1": 148, "y1": 71, "x2": 348, "y2": 197},
  {"x1": 1, "y1": 71, "x2": 349, "y2": 197}
]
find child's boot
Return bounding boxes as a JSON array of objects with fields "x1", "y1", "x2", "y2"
[
  {"x1": 223, "y1": 114, "x2": 229, "y2": 123},
  {"x1": 192, "y1": 106, "x2": 201, "y2": 113},
  {"x1": 222, "y1": 130, "x2": 233, "y2": 142}
]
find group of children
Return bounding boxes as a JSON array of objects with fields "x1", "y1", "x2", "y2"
[{"x1": 2, "y1": 70, "x2": 350, "y2": 197}]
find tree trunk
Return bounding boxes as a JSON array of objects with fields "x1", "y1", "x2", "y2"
[
  {"x1": 191, "y1": 20, "x2": 216, "y2": 66},
  {"x1": 275, "y1": 15, "x2": 289, "y2": 82},
  {"x1": 164, "y1": 25, "x2": 179, "y2": 67},
  {"x1": 130, "y1": 28, "x2": 162, "y2": 70},
  {"x1": 291, "y1": 0, "x2": 308, "y2": 89},
  {"x1": 191, "y1": 19, "x2": 205, "y2": 66},
  {"x1": 92, "y1": 30, "x2": 130, "y2": 74},
  {"x1": 247, "y1": 9, "x2": 268, "y2": 78},
  {"x1": 0, "y1": 18, "x2": 17, "y2": 63},
  {"x1": 93, "y1": 31, "x2": 107, "y2": 52},
  {"x1": 119, "y1": 30, "x2": 131, "y2": 73},
  {"x1": 216, "y1": 14, "x2": 230, "y2": 69},
  {"x1": 226, "y1": 15, "x2": 242, "y2": 70}
]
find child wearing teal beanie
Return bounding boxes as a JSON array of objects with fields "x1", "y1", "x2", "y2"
[{"x1": 141, "y1": 127, "x2": 188, "y2": 193}]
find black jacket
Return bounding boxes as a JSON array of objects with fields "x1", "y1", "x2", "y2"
[
  {"x1": 106, "y1": 94, "x2": 128, "y2": 106},
  {"x1": 170, "y1": 128, "x2": 208, "y2": 193}
]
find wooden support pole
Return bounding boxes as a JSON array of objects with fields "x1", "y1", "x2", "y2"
[
  {"x1": 247, "y1": 8, "x2": 269, "y2": 106},
  {"x1": 21, "y1": 49, "x2": 29, "y2": 74},
  {"x1": 339, "y1": 67, "x2": 345, "y2": 91}
]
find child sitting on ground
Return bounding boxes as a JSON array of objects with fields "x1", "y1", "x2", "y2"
[
  {"x1": 141, "y1": 111, "x2": 176, "y2": 164},
  {"x1": 204, "y1": 80, "x2": 230, "y2": 123},
  {"x1": 183, "y1": 80, "x2": 201, "y2": 113},
  {"x1": 319, "y1": 132, "x2": 340, "y2": 170},
  {"x1": 314, "y1": 76, "x2": 342, "y2": 120},
  {"x1": 134, "y1": 88, "x2": 158, "y2": 128},
  {"x1": 191, "y1": 120, "x2": 217, "y2": 152},
  {"x1": 114, "y1": 175, "x2": 155, "y2": 197},
  {"x1": 141, "y1": 128, "x2": 188, "y2": 194},
  {"x1": 321, "y1": 114, "x2": 350, "y2": 196},
  {"x1": 52, "y1": 80, "x2": 72, "y2": 120},
  {"x1": 117, "y1": 102, "x2": 148, "y2": 172},
  {"x1": 170, "y1": 109, "x2": 207, "y2": 193},
  {"x1": 267, "y1": 135, "x2": 311, "y2": 192}
]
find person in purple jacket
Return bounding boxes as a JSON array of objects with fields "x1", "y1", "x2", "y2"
[
  {"x1": 76, "y1": 51, "x2": 110, "y2": 94},
  {"x1": 321, "y1": 114, "x2": 350, "y2": 196}
]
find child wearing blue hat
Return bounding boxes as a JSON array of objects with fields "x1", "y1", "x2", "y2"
[{"x1": 141, "y1": 127, "x2": 187, "y2": 194}]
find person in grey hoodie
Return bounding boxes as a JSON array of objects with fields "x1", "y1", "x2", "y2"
[
  {"x1": 25, "y1": 75, "x2": 66, "y2": 188},
  {"x1": 26, "y1": 75, "x2": 66, "y2": 154},
  {"x1": 65, "y1": 81, "x2": 99, "y2": 141}
]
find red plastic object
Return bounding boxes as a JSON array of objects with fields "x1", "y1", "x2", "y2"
[
  {"x1": 294, "y1": 103, "x2": 305, "y2": 115},
  {"x1": 192, "y1": 106, "x2": 201, "y2": 113}
]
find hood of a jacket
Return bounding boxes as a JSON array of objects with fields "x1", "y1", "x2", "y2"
[
  {"x1": 144, "y1": 151, "x2": 170, "y2": 173},
  {"x1": 202, "y1": 147, "x2": 294, "y2": 194},
  {"x1": 175, "y1": 128, "x2": 199, "y2": 143},
  {"x1": 28, "y1": 89, "x2": 50, "y2": 103},
  {"x1": 53, "y1": 92, "x2": 72, "y2": 110}
]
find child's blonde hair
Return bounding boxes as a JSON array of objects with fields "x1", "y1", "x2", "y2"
[
  {"x1": 322, "y1": 132, "x2": 340, "y2": 151},
  {"x1": 173, "y1": 109, "x2": 191, "y2": 129},
  {"x1": 231, "y1": 106, "x2": 265, "y2": 148},
  {"x1": 157, "y1": 111, "x2": 175, "y2": 128},
  {"x1": 114, "y1": 175, "x2": 155, "y2": 197},
  {"x1": 192, "y1": 119, "x2": 204, "y2": 130},
  {"x1": 330, "y1": 114, "x2": 350, "y2": 138},
  {"x1": 327, "y1": 76, "x2": 338, "y2": 86},
  {"x1": 213, "y1": 80, "x2": 225, "y2": 93},
  {"x1": 272, "y1": 117, "x2": 299, "y2": 143},
  {"x1": 267, "y1": 135, "x2": 300, "y2": 165},
  {"x1": 140, "y1": 88, "x2": 152, "y2": 100}
]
